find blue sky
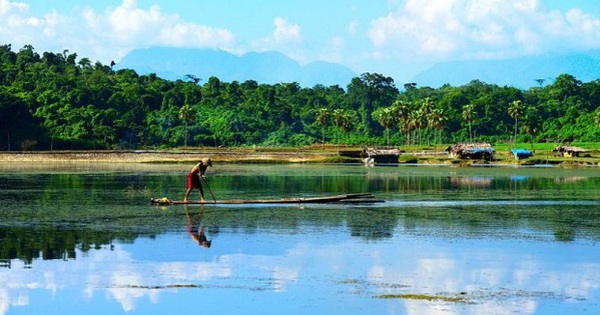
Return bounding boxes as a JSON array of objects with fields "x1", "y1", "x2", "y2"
[{"x1": 2, "y1": 0, "x2": 600, "y2": 83}]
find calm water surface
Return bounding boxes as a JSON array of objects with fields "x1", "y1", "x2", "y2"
[{"x1": 1, "y1": 163, "x2": 600, "y2": 314}]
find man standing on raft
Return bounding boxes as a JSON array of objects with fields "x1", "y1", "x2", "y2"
[{"x1": 184, "y1": 158, "x2": 212, "y2": 203}]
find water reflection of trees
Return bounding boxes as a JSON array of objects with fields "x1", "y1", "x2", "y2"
[
  {"x1": 0, "y1": 226, "x2": 134, "y2": 265},
  {"x1": 4, "y1": 204, "x2": 600, "y2": 267},
  {"x1": 364, "y1": 172, "x2": 600, "y2": 200},
  {"x1": 15, "y1": 171, "x2": 600, "y2": 204},
  {"x1": 2, "y1": 170, "x2": 600, "y2": 266},
  {"x1": 347, "y1": 209, "x2": 397, "y2": 239}
]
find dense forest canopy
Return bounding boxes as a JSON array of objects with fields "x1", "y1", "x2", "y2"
[{"x1": 1, "y1": 44, "x2": 599, "y2": 150}]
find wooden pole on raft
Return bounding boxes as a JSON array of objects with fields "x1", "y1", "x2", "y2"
[{"x1": 203, "y1": 177, "x2": 217, "y2": 203}]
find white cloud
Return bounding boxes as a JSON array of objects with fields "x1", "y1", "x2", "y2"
[
  {"x1": 87, "y1": 0, "x2": 235, "y2": 58},
  {"x1": 250, "y1": 17, "x2": 305, "y2": 62},
  {"x1": 0, "y1": 0, "x2": 235, "y2": 63},
  {"x1": 0, "y1": 0, "x2": 27, "y2": 15},
  {"x1": 157, "y1": 24, "x2": 234, "y2": 48},
  {"x1": 273, "y1": 17, "x2": 302, "y2": 44},
  {"x1": 368, "y1": 0, "x2": 600, "y2": 62}
]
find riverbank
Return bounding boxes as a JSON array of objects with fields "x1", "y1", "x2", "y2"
[
  {"x1": 0, "y1": 148, "x2": 336, "y2": 164},
  {"x1": 1, "y1": 146, "x2": 599, "y2": 166}
]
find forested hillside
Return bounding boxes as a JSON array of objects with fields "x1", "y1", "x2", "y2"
[{"x1": 1, "y1": 44, "x2": 599, "y2": 151}]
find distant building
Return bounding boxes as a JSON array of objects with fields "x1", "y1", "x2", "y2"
[
  {"x1": 445, "y1": 142, "x2": 495, "y2": 160},
  {"x1": 510, "y1": 148, "x2": 534, "y2": 160},
  {"x1": 339, "y1": 148, "x2": 401, "y2": 164},
  {"x1": 553, "y1": 145, "x2": 589, "y2": 158}
]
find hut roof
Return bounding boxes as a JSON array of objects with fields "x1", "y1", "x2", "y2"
[
  {"x1": 445, "y1": 142, "x2": 494, "y2": 154},
  {"x1": 552, "y1": 145, "x2": 589, "y2": 153},
  {"x1": 366, "y1": 148, "x2": 400, "y2": 156},
  {"x1": 511, "y1": 148, "x2": 533, "y2": 158}
]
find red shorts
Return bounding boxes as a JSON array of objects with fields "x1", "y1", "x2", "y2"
[{"x1": 187, "y1": 172, "x2": 202, "y2": 189}]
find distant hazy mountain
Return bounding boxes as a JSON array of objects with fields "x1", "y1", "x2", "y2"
[
  {"x1": 412, "y1": 52, "x2": 600, "y2": 89},
  {"x1": 117, "y1": 47, "x2": 356, "y2": 87}
]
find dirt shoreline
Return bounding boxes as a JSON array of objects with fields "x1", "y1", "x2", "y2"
[
  {"x1": 0, "y1": 150, "x2": 335, "y2": 164},
  {"x1": 1, "y1": 149, "x2": 599, "y2": 166}
]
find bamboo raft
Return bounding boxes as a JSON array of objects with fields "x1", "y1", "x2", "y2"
[{"x1": 151, "y1": 193, "x2": 384, "y2": 206}]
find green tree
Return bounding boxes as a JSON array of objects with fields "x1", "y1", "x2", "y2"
[
  {"x1": 178, "y1": 104, "x2": 196, "y2": 147},
  {"x1": 407, "y1": 109, "x2": 422, "y2": 145},
  {"x1": 508, "y1": 100, "x2": 525, "y2": 147},
  {"x1": 428, "y1": 108, "x2": 446, "y2": 145},
  {"x1": 391, "y1": 100, "x2": 411, "y2": 145},
  {"x1": 462, "y1": 104, "x2": 475, "y2": 142},
  {"x1": 522, "y1": 105, "x2": 541, "y2": 149},
  {"x1": 333, "y1": 109, "x2": 355, "y2": 144},
  {"x1": 421, "y1": 97, "x2": 436, "y2": 145},
  {"x1": 373, "y1": 107, "x2": 395, "y2": 146},
  {"x1": 346, "y1": 73, "x2": 398, "y2": 134},
  {"x1": 315, "y1": 107, "x2": 330, "y2": 145},
  {"x1": 0, "y1": 87, "x2": 33, "y2": 150}
]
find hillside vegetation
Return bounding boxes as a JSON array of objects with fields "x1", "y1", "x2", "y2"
[{"x1": 1, "y1": 44, "x2": 600, "y2": 151}]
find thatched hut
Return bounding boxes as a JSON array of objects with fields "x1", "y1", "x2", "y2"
[
  {"x1": 553, "y1": 145, "x2": 589, "y2": 157},
  {"x1": 366, "y1": 148, "x2": 401, "y2": 163},
  {"x1": 445, "y1": 142, "x2": 495, "y2": 160},
  {"x1": 338, "y1": 148, "x2": 401, "y2": 164}
]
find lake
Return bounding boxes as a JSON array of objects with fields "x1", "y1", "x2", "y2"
[{"x1": 1, "y1": 163, "x2": 600, "y2": 314}]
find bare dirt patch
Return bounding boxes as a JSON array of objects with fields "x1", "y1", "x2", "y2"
[{"x1": 0, "y1": 149, "x2": 335, "y2": 164}]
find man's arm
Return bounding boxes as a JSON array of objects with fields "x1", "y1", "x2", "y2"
[{"x1": 199, "y1": 164, "x2": 207, "y2": 178}]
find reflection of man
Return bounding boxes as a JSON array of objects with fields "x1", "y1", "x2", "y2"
[{"x1": 185, "y1": 205, "x2": 212, "y2": 248}]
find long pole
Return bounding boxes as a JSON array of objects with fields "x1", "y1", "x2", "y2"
[{"x1": 203, "y1": 177, "x2": 217, "y2": 203}]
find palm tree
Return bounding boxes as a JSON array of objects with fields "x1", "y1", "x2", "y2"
[
  {"x1": 392, "y1": 100, "x2": 410, "y2": 146},
  {"x1": 408, "y1": 109, "x2": 422, "y2": 146},
  {"x1": 421, "y1": 98, "x2": 435, "y2": 116},
  {"x1": 508, "y1": 100, "x2": 524, "y2": 147},
  {"x1": 315, "y1": 108, "x2": 330, "y2": 146},
  {"x1": 421, "y1": 98, "x2": 435, "y2": 145},
  {"x1": 333, "y1": 109, "x2": 354, "y2": 145},
  {"x1": 375, "y1": 107, "x2": 395, "y2": 146},
  {"x1": 462, "y1": 104, "x2": 475, "y2": 142},
  {"x1": 340, "y1": 114, "x2": 355, "y2": 144},
  {"x1": 428, "y1": 108, "x2": 447, "y2": 145},
  {"x1": 332, "y1": 109, "x2": 346, "y2": 144},
  {"x1": 178, "y1": 104, "x2": 196, "y2": 147}
]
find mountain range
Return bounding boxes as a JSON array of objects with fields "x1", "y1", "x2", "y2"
[
  {"x1": 412, "y1": 52, "x2": 600, "y2": 89},
  {"x1": 116, "y1": 47, "x2": 356, "y2": 87},
  {"x1": 117, "y1": 47, "x2": 600, "y2": 89}
]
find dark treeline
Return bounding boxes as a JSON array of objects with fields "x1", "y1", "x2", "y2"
[{"x1": 1, "y1": 44, "x2": 600, "y2": 150}]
